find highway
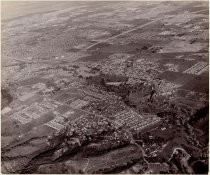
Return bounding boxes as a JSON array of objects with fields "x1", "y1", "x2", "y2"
[
  {"x1": 85, "y1": 8, "x2": 208, "y2": 51},
  {"x1": 85, "y1": 20, "x2": 159, "y2": 50}
]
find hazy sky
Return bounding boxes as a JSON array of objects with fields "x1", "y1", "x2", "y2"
[
  {"x1": 1, "y1": 1, "x2": 83, "y2": 21},
  {"x1": 2, "y1": 0, "x2": 208, "y2": 21}
]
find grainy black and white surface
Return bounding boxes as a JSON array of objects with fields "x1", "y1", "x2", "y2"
[{"x1": 1, "y1": 1, "x2": 209, "y2": 174}]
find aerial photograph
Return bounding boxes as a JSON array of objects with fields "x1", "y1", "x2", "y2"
[{"x1": 1, "y1": 1, "x2": 209, "y2": 174}]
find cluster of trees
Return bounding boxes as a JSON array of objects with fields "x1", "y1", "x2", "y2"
[{"x1": 1, "y1": 88, "x2": 13, "y2": 109}]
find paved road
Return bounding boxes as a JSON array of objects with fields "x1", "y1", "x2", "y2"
[
  {"x1": 85, "y1": 7, "x2": 208, "y2": 51},
  {"x1": 85, "y1": 20, "x2": 159, "y2": 50},
  {"x1": 83, "y1": 158, "x2": 90, "y2": 172},
  {"x1": 192, "y1": 9, "x2": 208, "y2": 14}
]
